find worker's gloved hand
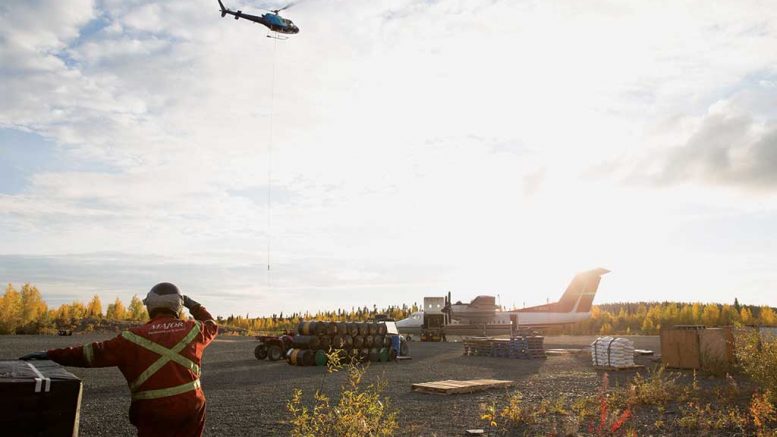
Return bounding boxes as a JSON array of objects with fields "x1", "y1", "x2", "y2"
[
  {"x1": 19, "y1": 351, "x2": 48, "y2": 361},
  {"x1": 183, "y1": 295, "x2": 201, "y2": 310}
]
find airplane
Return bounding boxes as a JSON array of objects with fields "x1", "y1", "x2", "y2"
[
  {"x1": 395, "y1": 268, "x2": 609, "y2": 336},
  {"x1": 217, "y1": 1, "x2": 300, "y2": 36}
]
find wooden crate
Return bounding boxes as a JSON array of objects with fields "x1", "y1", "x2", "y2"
[
  {"x1": 0, "y1": 360, "x2": 83, "y2": 437},
  {"x1": 699, "y1": 327, "x2": 735, "y2": 370},
  {"x1": 661, "y1": 326, "x2": 703, "y2": 369},
  {"x1": 412, "y1": 379, "x2": 513, "y2": 395},
  {"x1": 661, "y1": 326, "x2": 736, "y2": 370}
]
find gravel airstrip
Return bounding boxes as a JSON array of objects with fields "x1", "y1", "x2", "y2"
[{"x1": 1, "y1": 334, "x2": 662, "y2": 436}]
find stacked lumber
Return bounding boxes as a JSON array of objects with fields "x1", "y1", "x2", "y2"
[
  {"x1": 510, "y1": 336, "x2": 546, "y2": 359},
  {"x1": 463, "y1": 338, "x2": 493, "y2": 356},
  {"x1": 492, "y1": 341, "x2": 510, "y2": 358},
  {"x1": 462, "y1": 336, "x2": 546, "y2": 359}
]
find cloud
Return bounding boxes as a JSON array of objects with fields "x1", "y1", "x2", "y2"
[{"x1": 638, "y1": 80, "x2": 777, "y2": 191}]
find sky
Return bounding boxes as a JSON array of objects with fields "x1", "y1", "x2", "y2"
[{"x1": 1, "y1": 0, "x2": 777, "y2": 317}]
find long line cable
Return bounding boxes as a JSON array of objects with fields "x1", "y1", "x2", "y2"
[{"x1": 267, "y1": 36, "x2": 278, "y2": 282}]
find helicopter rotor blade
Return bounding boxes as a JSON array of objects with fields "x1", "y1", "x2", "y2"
[
  {"x1": 275, "y1": 2, "x2": 295, "y2": 12},
  {"x1": 257, "y1": 0, "x2": 302, "y2": 15},
  {"x1": 262, "y1": 1, "x2": 299, "y2": 13}
]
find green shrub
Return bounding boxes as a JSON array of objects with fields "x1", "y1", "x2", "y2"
[
  {"x1": 735, "y1": 330, "x2": 777, "y2": 401},
  {"x1": 627, "y1": 366, "x2": 680, "y2": 406},
  {"x1": 481, "y1": 391, "x2": 581, "y2": 436},
  {"x1": 677, "y1": 401, "x2": 748, "y2": 432},
  {"x1": 287, "y1": 351, "x2": 398, "y2": 437}
]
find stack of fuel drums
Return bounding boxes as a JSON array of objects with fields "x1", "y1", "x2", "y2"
[{"x1": 287, "y1": 320, "x2": 393, "y2": 366}]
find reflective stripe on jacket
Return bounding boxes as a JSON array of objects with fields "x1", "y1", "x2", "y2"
[{"x1": 121, "y1": 321, "x2": 202, "y2": 400}]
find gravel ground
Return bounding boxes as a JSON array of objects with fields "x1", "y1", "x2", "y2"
[{"x1": 1, "y1": 334, "x2": 661, "y2": 436}]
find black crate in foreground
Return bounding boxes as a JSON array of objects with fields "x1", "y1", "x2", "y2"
[{"x1": 0, "y1": 360, "x2": 83, "y2": 437}]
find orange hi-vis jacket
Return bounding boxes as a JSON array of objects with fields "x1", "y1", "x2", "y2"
[{"x1": 47, "y1": 306, "x2": 218, "y2": 430}]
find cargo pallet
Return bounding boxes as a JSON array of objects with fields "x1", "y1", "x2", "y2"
[
  {"x1": 412, "y1": 379, "x2": 513, "y2": 395},
  {"x1": 593, "y1": 364, "x2": 645, "y2": 371}
]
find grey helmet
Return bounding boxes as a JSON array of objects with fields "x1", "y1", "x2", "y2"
[{"x1": 144, "y1": 282, "x2": 183, "y2": 315}]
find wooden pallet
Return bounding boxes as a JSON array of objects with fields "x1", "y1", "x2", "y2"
[
  {"x1": 545, "y1": 348, "x2": 587, "y2": 355},
  {"x1": 412, "y1": 379, "x2": 513, "y2": 395},
  {"x1": 593, "y1": 364, "x2": 645, "y2": 371}
]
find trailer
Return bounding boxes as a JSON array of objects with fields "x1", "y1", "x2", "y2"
[{"x1": 254, "y1": 332, "x2": 295, "y2": 361}]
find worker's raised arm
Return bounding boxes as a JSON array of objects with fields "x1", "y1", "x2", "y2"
[
  {"x1": 184, "y1": 295, "x2": 219, "y2": 344},
  {"x1": 43, "y1": 334, "x2": 127, "y2": 368}
]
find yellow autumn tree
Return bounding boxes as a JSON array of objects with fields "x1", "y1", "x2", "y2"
[
  {"x1": 55, "y1": 303, "x2": 72, "y2": 322},
  {"x1": 106, "y1": 297, "x2": 127, "y2": 320},
  {"x1": 20, "y1": 284, "x2": 47, "y2": 326},
  {"x1": 641, "y1": 316, "x2": 655, "y2": 334},
  {"x1": 701, "y1": 304, "x2": 721, "y2": 327},
  {"x1": 0, "y1": 284, "x2": 23, "y2": 334},
  {"x1": 739, "y1": 307, "x2": 755, "y2": 326},
  {"x1": 691, "y1": 302, "x2": 703, "y2": 323},
  {"x1": 719, "y1": 304, "x2": 739, "y2": 325},
  {"x1": 69, "y1": 301, "x2": 88, "y2": 320},
  {"x1": 127, "y1": 295, "x2": 148, "y2": 321},
  {"x1": 760, "y1": 306, "x2": 777, "y2": 326},
  {"x1": 87, "y1": 295, "x2": 103, "y2": 318}
]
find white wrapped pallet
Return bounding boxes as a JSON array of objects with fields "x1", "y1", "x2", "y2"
[{"x1": 591, "y1": 337, "x2": 635, "y2": 368}]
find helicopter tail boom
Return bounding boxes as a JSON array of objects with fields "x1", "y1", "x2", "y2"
[{"x1": 218, "y1": 0, "x2": 227, "y2": 17}]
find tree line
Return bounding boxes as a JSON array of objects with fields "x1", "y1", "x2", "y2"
[
  {"x1": 1, "y1": 283, "x2": 775, "y2": 335},
  {"x1": 548, "y1": 300, "x2": 777, "y2": 335},
  {"x1": 0, "y1": 283, "x2": 148, "y2": 334},
  {"x1": 218, "y1": 303, "x2": 421, "y2": 333}
]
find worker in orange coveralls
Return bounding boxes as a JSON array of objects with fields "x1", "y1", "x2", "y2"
[{"x1": 20, "y1": 283, "x2": 218, "y2": 437}]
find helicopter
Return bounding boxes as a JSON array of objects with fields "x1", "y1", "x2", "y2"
[{"x1": 217, "y1": 1, "x2": 300, "y2": 37}]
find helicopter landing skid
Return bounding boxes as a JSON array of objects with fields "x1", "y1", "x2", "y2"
[{"x1": 266, "y1": 32, "x2": 288, "y2": 40}]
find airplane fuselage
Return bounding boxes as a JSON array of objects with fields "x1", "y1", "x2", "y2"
[{"x1": 395, "y1": 309, "x2": 592, "y2": 335}]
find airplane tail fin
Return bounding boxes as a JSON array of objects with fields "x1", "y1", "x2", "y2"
[
  {"x1": 556, "y1": 268, "x2": 609, "y2": 313},
  {"x1": 218, "y1": 0, "x2": 227, "y2": 17}
]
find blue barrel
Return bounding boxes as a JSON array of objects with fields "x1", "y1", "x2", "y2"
[{"x1": 390, "y1": 335, "x2": 401, "y2": 356}]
